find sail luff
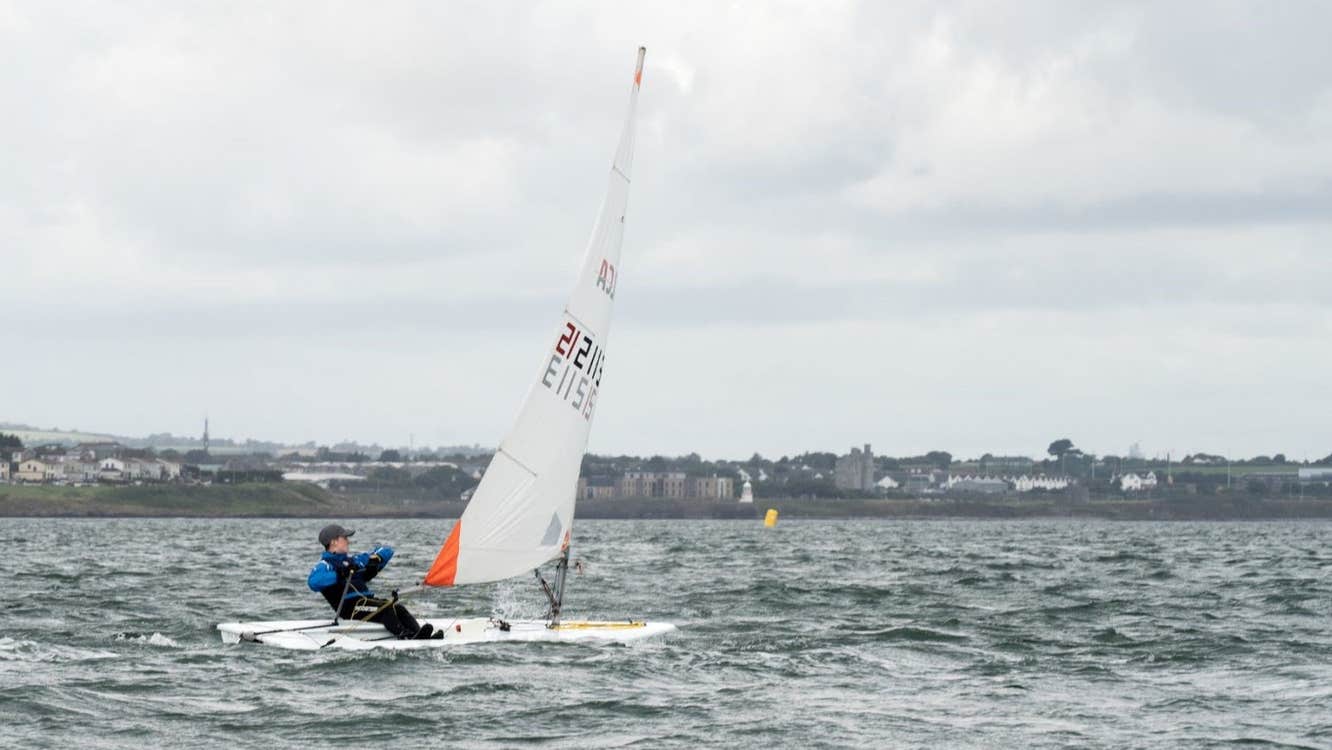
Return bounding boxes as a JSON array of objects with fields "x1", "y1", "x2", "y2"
[{"x1": 424, "y1": 47, "x2": 645, "y2": 588}]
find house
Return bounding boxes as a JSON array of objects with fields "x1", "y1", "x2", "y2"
[
  {"x1": 688, "y1": 475, "x2": 734, "y2": 500},
  {"x1": 658, "y1": 472, "x2": 687, "y2": 499},
  {"x1": 617, "y1": 471, "x2": 656, "y2": 498},
  {"x1": 136, "y1": 460, "x2": 164, "y2": 481},
  {"x1": 608, "y1": 471, "x2": 729, "y2": 500},
  {"x1": 64, "y1": 461, "x2": 98, "y2": 483},
  {"x1": 157, "y1": 460, "x2": 182, "y2": 480},
  {"x1": 99, "y1": 457, "x2": 127, "y2": 482},
  {"x1": 16, "y1": 458, "x2": 61, "y2": 482},
  {"x1": 1010, "y1": 474, "x2": 1071, "y2": 493},
  {"x1": 876, "y1": 475, "x2": 900, "y2": 490},
  {"x1": 577, "y1": 476, "x2": 617, "y2": 500},
  {"x1": 0, "y1": 461, "x2": 9, "y2": 482},
  {"x1": 1117, "y1": 472, "x2": 1158, "y2": 492},
  {"x1": 77, "y1": 442, "x2": 124, "y2": 461},
  {"x1": 33, "y1": 444, "x2": 68, "y2": 461}
]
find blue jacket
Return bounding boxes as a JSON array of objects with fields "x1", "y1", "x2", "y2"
[{"x1": 308, "y1": 546, "x2": 394, "y2": 608}]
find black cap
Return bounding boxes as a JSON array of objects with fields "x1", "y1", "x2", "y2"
[{"x1": 318, "y1": 524, "x2": 355, "y2": 548}]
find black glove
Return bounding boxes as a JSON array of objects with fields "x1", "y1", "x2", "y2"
[{"x1": 368, "y1": 553, "x2": 383, "y2": 568}]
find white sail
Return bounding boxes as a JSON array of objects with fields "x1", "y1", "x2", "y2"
[{"x1": 424, "y1": 47, "x2": 645, "y2": 587}]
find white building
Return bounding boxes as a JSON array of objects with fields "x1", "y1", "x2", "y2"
[
  {"x1": 739, "y1": 479, "x2": 754, "y2": 503},
  {"x1": 137, "y1": 460, "x2": 165, "y2": 481},
  {"x1": 99, "y1": 457, "x2": 127, "y2": 482},
  {"x1": 1117, "y1": 471, "x2": 1158, "y2": 492},
  {"x1": 1009, "y1": 474, "x2": 1071, "y2": 493},
  {"x1": 943, "y1": 473, "x2": 1072, "y2": 493},
  {"x1": 876, "y1": 475, "x2": 900, "y2": 490}
]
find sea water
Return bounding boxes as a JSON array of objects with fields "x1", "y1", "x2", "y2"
[{"x1": 2, "y1": 518, "x2": 1329, "y2": 748}]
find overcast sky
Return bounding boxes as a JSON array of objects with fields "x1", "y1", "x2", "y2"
[{"x1": 3, "y1": 1, "x2": 1330, "y2": 461}]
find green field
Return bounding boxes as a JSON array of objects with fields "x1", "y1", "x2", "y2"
[{"x1": 0, "y1": 482, "x2": 341, "y2": 516}]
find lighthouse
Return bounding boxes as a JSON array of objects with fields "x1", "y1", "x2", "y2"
[{"x1": 739, "y1": 479, "x2": 754, "y2": 504}]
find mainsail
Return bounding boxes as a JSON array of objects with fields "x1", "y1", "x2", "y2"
[{"x1": 424, "y1": 47, "x2": 645, "y2": 587}]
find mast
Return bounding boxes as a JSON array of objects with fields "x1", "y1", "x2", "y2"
[{"x1": 535, "y1": 547, "x2": 570, "y2": 627}]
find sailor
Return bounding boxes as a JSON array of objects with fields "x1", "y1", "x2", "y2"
[{"x1": 307, "y1": 524, "x2": 442, "y2": 640}]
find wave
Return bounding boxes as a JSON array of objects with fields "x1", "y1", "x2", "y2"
[
  {"x1": 1092, "y1": 551, "x2": 1157, "y2": 563},
  {"x1": 112, "y1": 632, "x2": 181, "y2": 648},
  {"x1": 849, "y1": 626, "x2": 969, "y2": 643},
  {"x1": 0, "y1": 637, "x2": 117, "y2": 662},
  {"x1": 1091, "y1": 627, "x2": 1134, "y2": 644}
]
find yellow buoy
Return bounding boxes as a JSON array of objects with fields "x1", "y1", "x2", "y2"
[{"x1": 764, "y1": 508, "x2": 779, "y2": 527}]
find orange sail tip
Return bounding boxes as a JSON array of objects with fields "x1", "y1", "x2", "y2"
[
  {"x1": 634, "y1": 46, "x2": 645, "y2": 86},
  {"x1": 424, "y1": 522, "x2": 461, "y2": 586}
]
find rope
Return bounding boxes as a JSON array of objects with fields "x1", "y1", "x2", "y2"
[{"x1": 349, "y1": 589, "x2": 400, "y2": 625}]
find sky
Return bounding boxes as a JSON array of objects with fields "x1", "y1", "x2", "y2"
[{"x1": 2, "y1": 1, "x2": 1330, "y2": 461}]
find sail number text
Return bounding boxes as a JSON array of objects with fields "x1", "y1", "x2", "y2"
[
  {"x1": 596, "y1": 259, "x2": 617, "y2": 299},
  {"x1": 541, "y1": 321, "x2": 605, "y2": 420}
]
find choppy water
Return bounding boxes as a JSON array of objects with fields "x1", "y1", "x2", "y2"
[{"x1": 2, "y1": 518, "x2": 1330, "y2": 749}]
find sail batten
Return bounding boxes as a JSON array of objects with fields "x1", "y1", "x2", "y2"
[{"x1": 423, "y1": 47, "x2": 645, "y2": 588}]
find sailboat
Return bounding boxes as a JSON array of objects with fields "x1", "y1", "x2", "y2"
[{"x1": 217, "y1": 47, "x2": 674, "y2": 651}]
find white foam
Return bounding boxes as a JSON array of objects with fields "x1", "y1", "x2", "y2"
[
  {"x1": 490, "y1": 579, "x2": 543, "y2": 621},
  {"x1": 147, "y1": 632, "x2": 180, "y2": 648},
  {"x1": 112, "y1": 632, "x2": 181, "y2": 648},
  {"x1": 0, "y1": 636, "x2": 118, "y2": 662}
]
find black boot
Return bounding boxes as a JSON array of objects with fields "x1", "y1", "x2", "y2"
[{"x1": 413, "y1": 623, "x2": 435, "y2": 640}]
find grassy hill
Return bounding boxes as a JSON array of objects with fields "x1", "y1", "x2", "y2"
[{"x1": 0, "y1": 482, "x2": 340, "y2": 517}]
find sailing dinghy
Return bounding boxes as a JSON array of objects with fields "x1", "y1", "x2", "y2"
[{"x1": 218, "y1": 47, "x2": 673, "y2": 651}]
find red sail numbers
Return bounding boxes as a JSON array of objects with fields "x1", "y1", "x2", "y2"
[{"x1": 542, "y1": 321, "x2": 605, "y2": 420}]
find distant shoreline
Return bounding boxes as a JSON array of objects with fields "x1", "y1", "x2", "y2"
[{"x1": 2, "y1": 483, "x2": 1330, "y2": 521}]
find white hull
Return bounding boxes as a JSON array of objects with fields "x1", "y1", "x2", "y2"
[{"x1": 217, "y1": 617, "x2": 675, "y2": 651}]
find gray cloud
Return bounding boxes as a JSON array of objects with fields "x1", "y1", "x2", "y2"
[{"x1": 2, "y1": 1, "x2": 1330, "y2": 459}]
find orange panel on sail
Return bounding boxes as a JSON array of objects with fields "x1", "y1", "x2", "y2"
[{"x1": 424, "y1": 522, "x2": 461, "y2": 586}]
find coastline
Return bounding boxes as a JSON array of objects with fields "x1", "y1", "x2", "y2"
[{"x1": 2, "y1": 483, "x2": 1331, "y2": 520}]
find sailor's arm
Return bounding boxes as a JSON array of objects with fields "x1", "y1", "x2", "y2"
[
  {"x1": 307, "y1": 560, "x2": 339, "y2": 592},
  {"x1": 351, "y1": 546, "x2": 393, "y2": 581}
]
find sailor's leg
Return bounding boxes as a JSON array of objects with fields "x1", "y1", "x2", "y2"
[
  {"x1": 363, "y1": 599, "x2": 421, "y2": 639},
  {"x1": 392, "y1": 604, "x2": 423, "y2": 635}
]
